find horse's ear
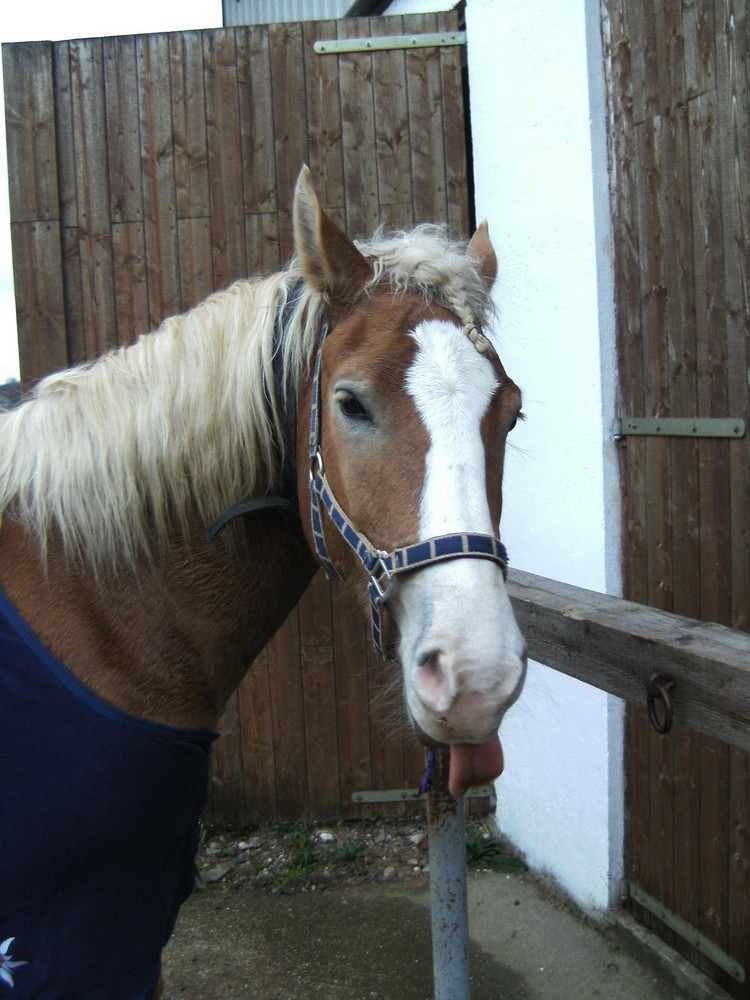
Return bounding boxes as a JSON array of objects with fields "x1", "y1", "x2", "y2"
[
  {"x1": 467, "y1": 221, "x2": 497, "y2": 289},
  {"x1": 293, "y1": 165, "x2": 372, "y2": 309}
]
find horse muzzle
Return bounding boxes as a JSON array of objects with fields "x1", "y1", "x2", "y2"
[{"x1": 407, "y1": 643, "x2": 527, "y2": 745}]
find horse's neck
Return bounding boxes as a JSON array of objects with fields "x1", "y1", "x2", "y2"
[{"x1": 0, "y1": 516, "x2": 316, "y2": 729}]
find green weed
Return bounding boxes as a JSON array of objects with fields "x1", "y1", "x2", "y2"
[{"x1": 465, "y1": 825, "x2": 526, "y2": 874}]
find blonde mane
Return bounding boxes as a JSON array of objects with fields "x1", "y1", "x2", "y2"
[{"x1": 0, "y1": 226, "x2": 494, "y2": 571}]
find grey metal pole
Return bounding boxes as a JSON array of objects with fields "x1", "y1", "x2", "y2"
[{"x1": 427, "y1": 748, "x2": 471, "y2": 1000}]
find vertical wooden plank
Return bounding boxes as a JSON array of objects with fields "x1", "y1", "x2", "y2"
[
  {"x1": 699, "y1": 736, "x2": 731, "y2": 985},
  {"x1": 605, "y1": 0, "x2": 649, "y2": 605},
  {"x1": 3, "y1": 39, "x2": 67, "y2": 383},
  {"x1": 69, "y1": 37, "x2": 117, "y2": 359},
  {"x1": 303, "y1": 19, "x2": 345, "y2": 214},
  {"x1": 104, "y1": 36, "x2": 143, "y2": 225},
  {"x1": 689, "y1": 90, "x2": 729, "y2": 623},
  {"x1": 9, "y1": 222, "x2": 67, "y2": 384},
  {"x1": 624, "y1": 708, "x2": 653, "y2": 922},
  {"x1": 170, "y1": 31, "x2": 212, "y2": 312},
  {"x1": 244, "y1": 213, "x2": 281, "y2": 277},
  {"x1": 370, "y1": 631, "x2": 424, "y2": 818},
  {"x1": 667, "y1": 60, "x2": 705, "y2": 959},
  {"x1": 366, "y1": 639, "x2": 406, "y2": 818},
  {"x1": 170, "y1": 31, "x2": 210, "y2": 222},
  {"x1": 299, "y1": 572, "x2": 340, "y2": 818},
  {"x1": 648, "y1": 728, "x2": 675, "y2": 949},
  {"x1": 618, "y1": 1, "x2": 672, "y2": 945},
  {"x1": 630, "y1": 0, "x2": 660, "y2": 124},
  {"x1": 336, "y1": 18, "x2": 379, "y2": 239},
  {"x1": 178, "y1": 217, "x2": 214, "y2": 310},
  {"x1": 137, "y1": 32, "x2": 181, "y2": 329},
  {"x1": 237, "y1": 648, "x2": 278, "y2": 823},
  {"x1": 52, "y1": 41, "x2": 78, "y2": 233},
  {"x1": 670, "y1": 721, "x2": 703, "y2": 969},
  {"x1": 330, "y1": 583, "x2": 374, "y2": 819},
  {"x1": 661, "y1": 103, "x2": 698, "y2": 619},
  {"x1": 728, "y1": 746, "x2": 750, "y2": 983},
  {"x1": 683, "y1": 0, "x2": 716, "y2": 100},
  {"x1": 368, "y1": 15, "x2": 413, "y2": 226},
  {"x1": 269, "y1": 21, "x2": 309, "y2": 259},
  {"x1": 2, "y1": 42, "x2": 58, "y2": 223},
  {"x1": 237, "y1": 25, "x2": 277, "y2": 215},
  {"x1": 632, "y1": 116, "x2": 673, "y2": 611},
  {"x1": 267, "y1": 607, "x2": 308, "y2": 819},
  {"x1": 716, "y1": 0, "x2": 750, "y2": 636},
  {"x1": 204, "y1": 28, "x2": 247, "y2": 290},
  {"x1": 715, "y1": 2, "x2": 750, "y2": 987},
  {"x1": 208, "y1": 690, "x2": 247, "y2": 825},
  {"x1": 111, "y1": 222, "x2": 150, "y2": 342},
  {"x1": 439, "y1": 13, "x2": 470, "y2": 237},
  {"x1": 405, "y1": 13, "x2": 448, "y2": 225},
  {"x1": 652, "y1": 0, "x2": 686, "y2": 116},
  {"x1": 62, "y1": 226, "x2": 85, "y2": 367}
]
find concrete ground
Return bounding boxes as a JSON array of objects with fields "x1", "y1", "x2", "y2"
[{"x1": 161, "y1": 870, "x2": 728, "y2": 999}]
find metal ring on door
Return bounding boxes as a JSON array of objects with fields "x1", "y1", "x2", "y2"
[{"x1": 647, "y1": 673, "x2": 676, "y2": 734}]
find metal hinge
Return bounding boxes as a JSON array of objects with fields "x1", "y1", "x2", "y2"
[
  {"x1": 624, "y1": 880, "x2": 745, "y2": 983},
  {"x1": 314, "y1": 31, "x2": 466, "y2": 55},
  {"x1": 612, "y1": 416, "x2": 746, "y2": 441}
]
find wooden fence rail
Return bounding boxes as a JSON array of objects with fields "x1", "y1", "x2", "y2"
[{"x1": 508, "y1": 570, "x2": 750, "y2": 754}]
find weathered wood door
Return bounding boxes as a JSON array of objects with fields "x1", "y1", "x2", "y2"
[
  {"x1": 603, "y1": 1, "x2": 749, "y2": 994},
  {"x1": 2, "y1": 10, "x2": 472, "y2": 823}
]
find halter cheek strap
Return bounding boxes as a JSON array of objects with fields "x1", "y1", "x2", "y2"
[{"x1": 307, "y1": 318, "x2": 509, "y2": 661}]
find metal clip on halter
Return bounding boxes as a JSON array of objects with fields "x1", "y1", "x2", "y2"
[
  {"x1": 309, "y1": 450, "x2": 324, "y2": 483},
  {"x1": 369, "y1": 551, "x2": 395, "y2": 604}
]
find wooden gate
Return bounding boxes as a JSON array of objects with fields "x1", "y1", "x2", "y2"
[
  {"x1": 2, "y1": 9, "x2": 472, "y2": 823},
  {"x1": 603, "y1": 1, "x2": 749, "y2": 993}
]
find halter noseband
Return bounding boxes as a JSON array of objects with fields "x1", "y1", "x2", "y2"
[{"x1": 307, "y1": 317, "x2": 508, "y2": 661}]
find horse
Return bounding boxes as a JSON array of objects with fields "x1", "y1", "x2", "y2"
[{"x1": 0, "y1": 166, "x2": 527, "y2": 999}]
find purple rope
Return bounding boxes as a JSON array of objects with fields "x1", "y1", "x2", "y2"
[{"x1": 419, "y1": 748, "x2": 436, "y2": 794}]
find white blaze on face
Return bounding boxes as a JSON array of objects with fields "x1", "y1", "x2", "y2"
[
  {"x1": 407, "y1": 320, "x2": 499, "y2": 536},
  {"x1": 396, "y1": 319, "x2": 526, "y2": 757}
]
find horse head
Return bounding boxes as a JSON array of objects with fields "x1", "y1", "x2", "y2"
[{"x1": 292, "y1": 167, "x2": 527, "y2": 797}]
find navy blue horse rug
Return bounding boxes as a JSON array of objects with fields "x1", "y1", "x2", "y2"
[{"x1": 0, "y1": 589, "x2": 215, "y2": 999}]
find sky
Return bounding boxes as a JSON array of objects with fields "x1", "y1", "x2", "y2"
[{"x1": 0, "y1": 0, "x2": 223, "y2": 382}]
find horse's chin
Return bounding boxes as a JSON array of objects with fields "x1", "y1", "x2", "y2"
[{"x1": 413, "y1": 722, "x2": 504, "y2": 799}]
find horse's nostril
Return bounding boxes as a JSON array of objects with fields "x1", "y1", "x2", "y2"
[
  {"x1": 417, "y1": 648, "x2": 442, "y2": 670},
  {"x1": 415, "y1": 648, "x2": 454, "y2": 713}
]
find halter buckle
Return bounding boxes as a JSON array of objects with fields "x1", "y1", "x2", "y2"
[
  {"x1": 309, "y1": 449, "x2": 324, "y2": 484},
  {"x1": 369, "y1": 551, "x2": 395, "y2": 604}
]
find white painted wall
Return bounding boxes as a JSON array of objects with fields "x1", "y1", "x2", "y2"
[
  {"x1": 383, "y1": 0, "x2": 623, "y2": 909},
  {"x1": 464, "y1": 0, "x2": 623, "y2": 909}
]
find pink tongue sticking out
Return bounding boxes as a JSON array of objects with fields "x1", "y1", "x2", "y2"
[{"x1": 448, "y1": 736, "x2": 504, "y2": 799}]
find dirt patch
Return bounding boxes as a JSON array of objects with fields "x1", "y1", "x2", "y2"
[{"x1": 195, "y1": 816, "x2": 524, "y2": 895}]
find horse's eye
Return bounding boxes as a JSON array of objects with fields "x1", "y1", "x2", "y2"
[
  {"x1": 338, "y1": 392, "x2": 370, "y2": 421},
  {"x1": 508, "y1": 410, "x2": 525, "y2": 432}
]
